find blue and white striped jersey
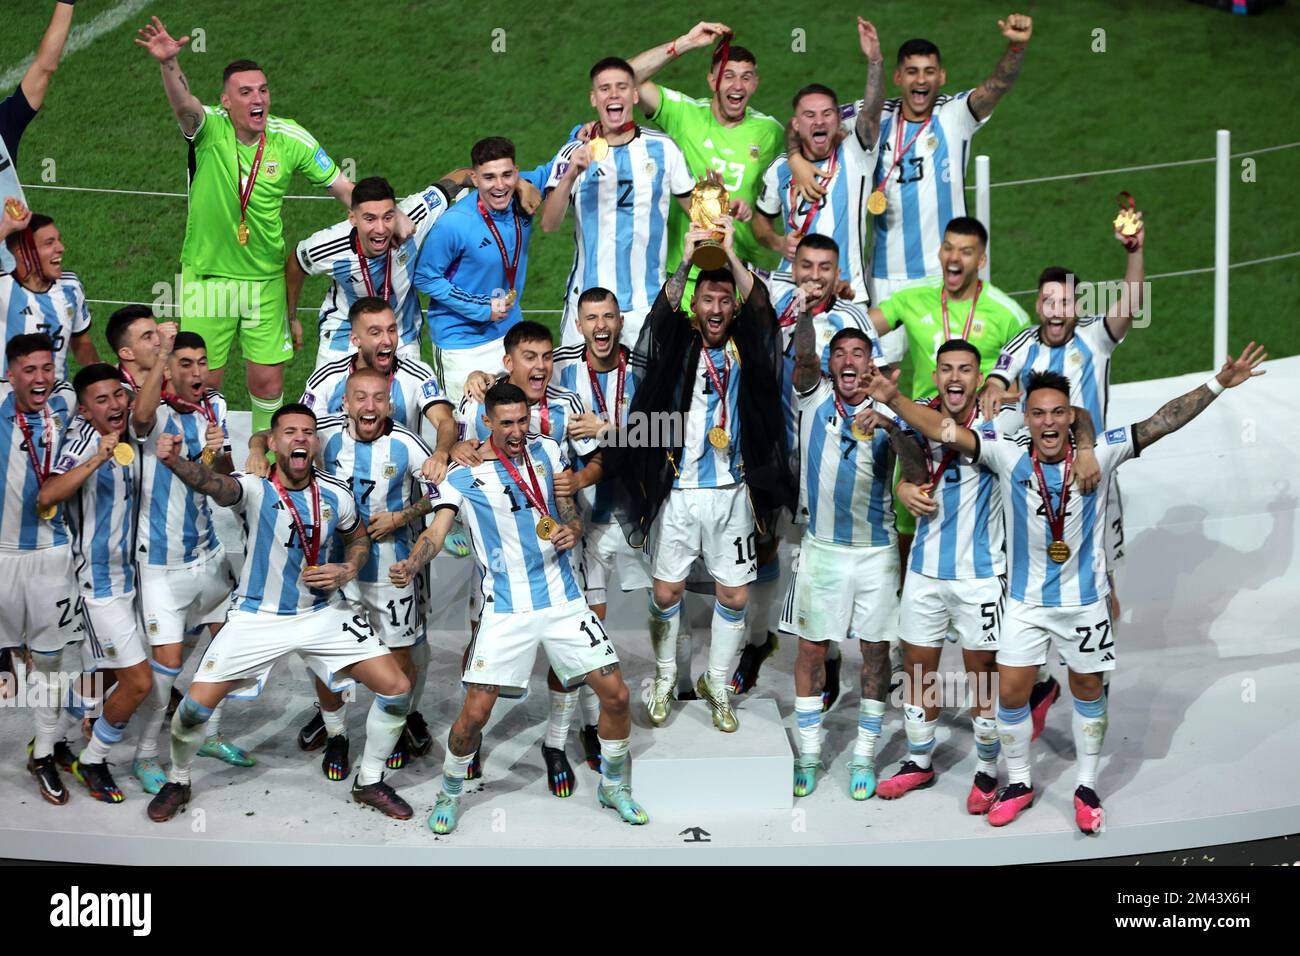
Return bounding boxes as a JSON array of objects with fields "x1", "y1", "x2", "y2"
[
  {"x1": 548, "y1": 128, "x2": 693, "y2": 341},
  {"x1": 553, "y1": 343, "x2": 642, "y2": 524},
  {"x1": 0, "y1": 381, "x2": 74, "y2": 551},
  {"x1": 975, "y1": 421, "x2": 1137, "y2": 606},
  {"x1": 457, "y1": 380, "x2": 599, "y2": 461},
  {"x1": 297, "y1": 183, "x2": 450, "y2": 359},
  {"x1": 318, "y1": 416, "x2": 433, "y2": 584},
  {"x1": 756, "y1": 132, "x2": 878, "y2": 303},
  {"x1": 229, "y1": 469, "x2": 358, "y2": 615},
  {"x1": 795, "y1": 379, "x2": 895, "y2": 547},
  {"x1": 1, "y1": 273, "x2": 92, "y2": 381},
  {"x1": 991, "y1": 316, "x2": 1123, "y2": 428},
  {"x1": 433, "y1": 435, "x2": 582, "y2": 613},
  {"x1": 134, "y1": 392, "x2": 230, "y2": 569},
  {"x1": 301, "y1": 355, "x2": 450, "y2": 433},
  {"x1": 53, "y1": 418, "x2": 138, "y2": 598},
  {"x1": 674, "y1": 341, "x2": 744, "y2": 489}
]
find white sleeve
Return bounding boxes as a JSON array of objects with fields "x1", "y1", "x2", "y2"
[
  {"x1": 755, "y1": 157, "x2": 783, "y2": 218},
  {"x1": 667, "y1": 139, "x2": 695, "y2": 196},
  {"x1": 70, "y1": 281, "x2": 92, "y2": 335},
  {"x1": 545, "y1": 141, "x2": 581, "y2": 193},
  {"x1": 1081, "y1": 315, "x2": 1123, "y2": 356},
  {"x1": 971, "y1": 422, "x2": 1013, "y2": 471},
  {"x1": 401, "y1": 185, "x2": 450, "y2": 245},
  {"x1": 432, "y1": 472, "x2": 463, "y2": 512},
  {"x1": 230, "y1": 473, "x2": 260, "y2": 513},
  {"x1": 796, "y1": 377, "x2": 831, "y2": 406},
  {"x1": 1097, "y1": 423, "x2": 1138, "y2": 471},
  {"x1": 939, "y1": 90, "x2": 988, "y2": 142},
  {"x1": 295, "y1": 221, "x2": 348, "y2": 275}
]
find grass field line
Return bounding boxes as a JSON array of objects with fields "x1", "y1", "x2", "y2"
[
  {"x1": 1004, "y1": 249, "x2": 1300, "y2": 297},
  {"x1": 0, "y1": 0, "x2": 153, "y2": 91}
]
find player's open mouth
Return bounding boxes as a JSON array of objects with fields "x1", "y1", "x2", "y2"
[
  {"x1": 606, "y1": 103, "x2": 625, "y2": 122},
  {"x1": 1041, "y1": 429, "x2": 1061, "y2": 443},
  {"x1": 289, "y1": 448, "x2": 309, "y2": 462},
  {"x1": 910, "y1": 88, "x2": 930, "y2": 106},
  {"x1": 375, "y1": 348, "x2": 393, "y2": 364},
  {"x1": 527, "y1": 373, "x2": 545, "y2": 392},
  {"x1": 838, "y1": 368, "x2": 858, "y2": 386},
  {"x1": 30, "y1": 385, "x2": 47, "y2": 397},
  {"x1": 705, "y1": 315, "x2": 724, "y2": 334},
  {"x1": 725, "y1": 91, "x2": 745, "y2": 107},
  {"x1": 1046, "y1": 317, "x2": 1065, "y2": 329},
  {"x1": 593, "y1": 330, "x2": 612, "y2": 351},
  {"x1": 106, "y1": 409, "x2": 125, "y2": 428},
  {"x1": 946, "y1": 384, "x2": 966, "y2": 399},
  {"x1": 368, "y1": 234, "x2": 389, "y2": 250},
  {"x1": 189, "y1": 381, "x2": 204, "y2": 398},
  {"x1": 359, "y1": 414, "x2": 378, "y2": 427},
  {"x1": 250, "y1": 107, "x2": 265, "y2": 119},
  {"x1": 811, "y1": 128, "x2": 829, "y2": 146},
  {"x1": 49, "y1": 256, "x2": 61, "y2": 269}
]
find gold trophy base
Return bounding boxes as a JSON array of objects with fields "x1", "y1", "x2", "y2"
[{"x1": 691, "y1": 239, "x2": 728, "y2": 271}]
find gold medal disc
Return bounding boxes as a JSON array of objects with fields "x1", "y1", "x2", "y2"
[
  {"x1": 589, "y1": 137, "x2": 609, "y2": 162},
  {"x1": 201, "y1": 447, "x2": 216, "y2": 466},
  {"x1": 4, "y1": 199, "x2": 23, "y2": 220},
  {"x1": 1047, "y1": 539, "x2": 1071, "y2": 564},
  {"x1": 536, "y1": 516, "x2": 557, "y2": 540},
  {"x1": 503, "y1": 288, "x2": 517, "y2": 307},
  {"x1": 866, "y1": 190, "x2": 888, "y2": 216},
  {"x1": 708, "y1": 427, "x2": 729, "y2": 449},
  {"x1": 37, "y1": 502, "x2": 57, "y2": 521},
  {"x1": 1112, "y1": 209, "x2": 1140, "y2": 237},
  {"x1": 113, "y1": 443, "x2": 135, "y2": 466},
  {"x1": 237, "y1": 222, "x2": 250, "y2": 246},
  {"x1": 850, "y1": 422, "x2": 871, "y2": 441}
]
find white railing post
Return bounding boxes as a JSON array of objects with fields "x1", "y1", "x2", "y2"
[
  {"x1": 1214, "y1": 130, "x2": 1230, "y2": 370},
  {"x1": 975, "y1": 155, "x2": 991, "y2": 281}
]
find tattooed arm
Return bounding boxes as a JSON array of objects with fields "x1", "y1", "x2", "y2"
[
  {"x1": 389, "y1": 507, "x2": 457, "y2": 588},
  {"x1": 135, "y1": 17, "x2": 205, "y2": 138},
  {"x1": 883, "y1": 418, "x2": 930, "y2": 485},
  {"x1": 369, "y1": 496, "x2": 434, "y2": 542},
  {"x1": 792, "y1": 299, "x2": 821, "y2": 395},
  {"x1": 1132, "y1": 344, "x2": 1266, "y2": 453},
  {"x1": 549, "y1": 495, "x2": 582, "y2": 552},
  {"x1": 664, "y1": 256, "x2": 693, "y2": 312},
  {"x1": 155, "y1": 431, "x2": 242, "y2": 506},
  {"x1": 968, "y1": 15, "x2": 1033, "y2": 121},
  {"x1": 855, "y1": 19, "x2": 886, "y2": 148}
]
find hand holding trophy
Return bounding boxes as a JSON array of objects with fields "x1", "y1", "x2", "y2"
[{"x1": 688, "y1": 170, "x2": 731, "y2": 270}]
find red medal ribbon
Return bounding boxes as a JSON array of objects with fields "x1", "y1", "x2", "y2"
[
  {"x1": 940, "y1": 280, "x2": 983, "y2": 342},
  {"x1": 919, "y1": 398, "x2": 977, "y2": 486},
  {"x1": 271, "y1": 467, "x2": 321, "y2": 567},
  {"x1": 786, "y1": 147, "x2": 839, "y2": 237},
  {"x1": 489, "y1": 438, "x2": 550, "y2": 520},
  {"x1": 354, "y1": 234, "x2": 393, "y2": 305},
  {"x1": 711, "y1": 33, "x2": 732, "y2": 92},
  {"x1": 15, "y1": 407, "x2": 53, "y2": 485},
  {"x1": 585, "y1": 347, "x2": 627, "y2": 429},
  {"x1": 536, "y1": 399, "x2": 551, "y2": 437},
  {"x1": 477, "y1": 196, "x2": 523, "y2": 295},
  {"x1": 778, "y1": 291, "x2": 834, "y2": 328},
  {"x1": 700, "y1": 343, "x2": 731, "y2": 433},
  {"x1": 595, "y1": 120, "x2": 636, "y2": 137},
  {"x1": 881, "y1": 113, "x2": 932, "y2": 190},
  {"x1": 1030, "y1": 444, "x2": 1073, "y2": 548},
  {"x1": 831, "y1": 392, "x2": 864, "y2": 434},
  {"x1": 236, "y1": 132, "x2": 267, "y2": 233},
  {"x1": 162, "y1": 392, "x2": 217, "y2": 425},
  {"x1": 118, "y1": 364, "x2": 139, "y2": 392}
]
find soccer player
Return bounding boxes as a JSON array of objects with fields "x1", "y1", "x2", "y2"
[
  {"x1": 0, "y1": 333, "x2": 85, "y2": 805},
  {"x1": 128, "y1": 328, "x2": 250, "y2": 794},
  {"x1": 147, "y1": 404, "x2": 415, "y2": 822},
  {"x1": 541, "y1": 57, "x2": 695, "y2": 348},
  {"x1": 391, "y1": 382, "x2": 646, "y2": 834},
  {"x1": 753, "y1": 19, "x2": 885, "y2": 305},
  {"x1": 104, "y1": 305, "x2": 176, "y2": 402},
  {"x1": 866, "y1": 344, "x2": 1267, "y2": 832},
  {"x1": 786, "y1": 316, "x2": 928, "y2": 800},
  {"x1": 608, "y1": 218, "x2": 795, "y2": 733},
  {"x1": 290, "y1": 172, "x2": 471, "y2": 369},
  {"x1": 791, "y1": 16, "x2": 1034, "y2": 303},
  {"x1": 628, "y1": 21, "x2": 783, "y2": 272},
  {"x1": 38, "y1": 364, "x2": 150, "y2": 804},
  {"x1": 136, "y1": 17, "x2": 366, "y2": 434},
  {"x1": 0, "y1": 206, "x2": 98, "y2": 378},
  {"x1": 0, "y1": 0, "x2": 77, "y2": 274},
  {"x1": 414, "y1": 137, "x2": 550, "y2": 403}
]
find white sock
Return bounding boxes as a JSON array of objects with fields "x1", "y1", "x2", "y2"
[
  {"x1": 1035, "y1": 664, "x2": 1051, "y2": 684},
  {"x1": 168, "y1": 696, "x2": 214, "y2": 785},
  {"x1": 972, "y1": 714, "x2": 1001, "y2": 776},
  {"x1": 648, "y1": 598, "x2": 681, "y2": 681},
  {"x1": 599, "y1": 735, "x2": 630, "y2": 787},
  {"x1": 322, "y1": 702, "x2": 347, "y2": 739},
  {"x1": 902, "y1": 704, "x2": 936, "y2": 770},
  {"x1": 441, "y1": 748, "x2": 474, "y2": 796},
  {"x1": 676, "y1": 616, "x2": 694, "y2": 695},
  {"x1": 794, "y1": 695, "x2": 822, "y2": 756},
  {"x1": 747, "y1": 557, "x2": 779, "y2": 646},
  {"x1": 1071, "y1": 694, "x2": 1108, "y2": 790},
  {"x1": 854, "y1": 698, "x2": 886, "y2": 761},
  {"x1": 578, "y1": 684, "x2": 600, "y2": 727},
  {"x1": 545, "y1": 689, "x2": 578, "y2": 748},
  {"x1": 997, "y1": 702, "x2": 1033, "y2": 787},
  {"x1": 205, "y1": 701, "x2": 223, "y2": 739},
  {"x1": 29, "y1": 650, "x2": 64, "y2": 760},
  {"x1": 134, "y1": 659, "x2": 182, "y2": 761},
  {"x1": 707, "y1": 600, "x2": 746, "y2": 689},
  {"x1": 358, "y1": 692, "x2": 411, "y2": 786}
]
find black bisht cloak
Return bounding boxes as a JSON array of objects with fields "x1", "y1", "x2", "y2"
[{"x1": 605, "y1": 276, "x2": 798, "y2": 549}]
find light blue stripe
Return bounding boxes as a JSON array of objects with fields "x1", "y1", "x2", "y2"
[
  {"x1": 1073, "y1": 694, "x2": 1106, "y2": 718},
  {"x1": 998, "y1": 703, "x2": 1030, "y2": 724},
  {"x1": 643, "y1": 138, "x2": 668, "y2": 304},
  {"x1": 714, "y1": 600, "x2": 745, "y2": 624},
  {"x1": 1009, "y1": 455, "x2": 1032, "y2": 602},
  {"x1": 972, "y1": 471, "x2": 995, "y2": 578},
  {"x1": 613, "y1": 146, "x2": 634, "y2": 309}
]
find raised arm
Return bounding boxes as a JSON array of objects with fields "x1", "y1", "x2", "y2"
[
  {"x1": 717, "y1": 215, "x2": 754, "y2": 300},
  {"x1": 791, "y1": 292, "x2": 821, "y2": 395},
  {"x1": 541, "y1": 146, "x2": 589, "y2": 233},
  {"x1": 628, "y1": 21, "x2": 731, "y2": 116},
  {"x1": 1107, "y1": 212, "x2": 1146, "y2": 341},
  {"x1": 1132, "y1": 344, "x2": 1266, "y2": 453},
  {"x1": 882, "y1": 418, "x2": 931, "y2": 485},
  {"x1": 151, "y1": 431, "x2": 242, "y2": 506},
  {"x1": 38, "y1": 431, "x2": 117, "y2": 509},
  {"x1": 21, "y1": 1, "x2": 75, "y2": 111},
  {"x1": 132, "y1": 322, "x2": 177, "y2": 434},
  {"x1": 967, "y1": 14, "x2": 1033, "y2": 122},
  {"x1": 865, "y1": 367, "x2": 980, "y2": 458},
  {"x1": 134, "y1": 17, "x2": 204, "y2": 138},
  {"x1": 663, "y1": 251, "x2": 693, "y2": 312},
  {"x1": 855, "y1": 18, "x2": 886, "y2": 147}
]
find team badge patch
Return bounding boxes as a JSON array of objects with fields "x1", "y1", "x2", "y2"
[
  {"x1": 383, "y1": 463, "x2": 397, "y2": 479},
  {"x1": 1105, "y1": 427, "x2": 1127, "y2": 445},
  {"x1": 644, "y1": 161, "x2": 656, "y2": 175},
  {"x1": 980, "y1": 424, "x2": 997, "y2": 440},
  {"x1": 264, "y1": 159, "x2": 280, "y2": 179},
  {"x1": 474, "y1": 658, "x2": 485, "y2": 671},
  {"x1": 995, "y1": 353, "x2": 1013, "y2": 371},
  {"x1": 749, "y1": 143, "x2": 761, "y2": 158},
  {"x1": 146, "y1": 619, "x2": 160, "y2": 637},
  {"x1": 1068, "y1": 350, "x2": 1083, "y2": 367},
  {"x1": 420, "y1": 379, "x2": 441, "y2": 399},
  {"x1": 322, "y1": 506, "x2": 333, "y2": 521},
  {"x1": 397, "y1": 249, "x2": 409, "y2": 266},
  {"x1": 313, "y1": 147, "x2": 332, "y2": 173}
]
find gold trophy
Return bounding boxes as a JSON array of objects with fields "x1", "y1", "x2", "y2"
[{"x1": 689, "y1": 178, "x2": 730, "y2": 271}]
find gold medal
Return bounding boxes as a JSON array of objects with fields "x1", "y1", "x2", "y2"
[
  {"x1": 304, "y1": 564, "x2": 319, "y2": 573},
  {"x1": 1048, "y1": 539, "x2": 1071, "y2": 564},
  {"x1": 1112, "y1": 191, "x2": 1140, "y2": 237},
  {"x1": 37, "y1": 502, "x2": 57, "y2": 521},
  {"x1": 589, "y1": 137, "x2": 609, "y2": 162},
  {"x1": 113, "y1": 443, "x2": 135, "y2": 466},
  {"x1": 503, "y1": 288, "x2": 517, "y2": 307},
  {"x1": 4, "y1": 199, "x2": 23, "y2": 220},
  {"x1": 536, "y1": 516, "x2": 557, "y2": 540},
  {"x1": 850, "y1": 422, "x2": 871, "y2": 441},
  {"x1": 708, "y1": 426, "x2": 729, "y2": 449},
  {"x1": 237, "y1": 222, "x2": 250, "y2": 246},
  {"x1": 201, "y1": 447, "x2": 216, "y2": 466},
  {"x1": 866, "y1": 190, "x2": 888, "y2": 216}
]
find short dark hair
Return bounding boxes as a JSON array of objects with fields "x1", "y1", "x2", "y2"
[
  {"x1": 172, "y1": 331, "x2": 207, "y2": 353},
  {"x1": 897, "y1": 38, "x2": 941, "y2": 65},
  {"x1": 795, "y1": 233, "x2": 839, "y2": 258},
  {"x1": 348, "y1": 296, "x2": 393, "y2": 325},
  {"x1": 471, "y1": 136, "x2": 516, "y2": 168},
  {"x1": 712, "y1": 44, "x2": 756, "y2": 70},
  {"x1": 693, "y1": 268, "x2": 737, "y2": 294},
  {"x1": 351, "y1": 176, "x2": 396, "y2": 208},
  {"x1": 223, "y1": 59, "x2": 264, "y2": 84},
  {"x1": 590, "y1": 56, "x2": 635, "y2": 82},
  {"x1": 1037, "y1": 266, "x2": 1077, "y2": 291},
  {"x1": 271, "y1": 402, "x2": 316, "y2": 430},
  {"x1": 792, "y1": 82, "x2": 838, "y2": 111},
  {"x1": 5, "y1": 332, "x2": 54, "y2": 364},
  {"x1": 944, "y1": 216, "x2": 988, "y2": 247},
  {"x1": 72, "y1": 363, "x2": 125, "y2": 401},
  {"x1": 4, "y1": 212, "x2": 53, "y2": 251},
  {"x1": 1024, "y1": 370, "x2": 1073, "y2": 404},
  {"x1": 936, "y1": 337, "x2": 982, "y2": 364},
  {"x1": 828, "y1": 327, "x2": 872, "y2": 352},
  {"x1": 485, "y1": 381, "x2": 528, "y2": 415},
  {"x1": 105, "y1": 305, "x2": 156, "y2": 355},
  {"x1": 504, "y1": 320, "x2": 553, "y2": 353},
  {"x1": 577, "y1": 286, "x2": 618, "y2": 309}
]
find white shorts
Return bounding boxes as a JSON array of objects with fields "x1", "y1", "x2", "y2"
[
  {"x1": 357, "y1": 575, "x2": 427, "y2": 648},
  {"x1": 579, "y1": 520, "x2": 651, "y2": 605},
  {"x1": 998, "y1": 597, "x2": 1116, "y2": 673},
  {"x1": 559, "y1": 299, "x2": 651, "y2": 352},
  {"x1": 195, "y1": 603, "x2": 389, "y2": 699},
  {"x1": 1105, "y1": 471, "x2": 1125, "y2": 571},
  {"x1": 316, "y1": 339, "x2": 421, "y2": 372},
  {"x1": 899, "y1": 572, "x2": 1005, "y2": 651},
  {"x1": 0, "y1": 547, "x2": 84, "y2": 654},
  {"x1": 651, "y1": 485, "x2": 756, "y2": 589},
  {"x1": 465, "y1": 597, "x2": 618, "y2": 697},
  {"x1": 139, "y1": 549, "x2": 234, "y2": 647},
  {"x1": 779, "y1": 534, "x2": 899, "y2": 643},
  {"x1": 82, "y1": 592, "x2": 148, "y2": 670},
  {"x1": 433, "y1": 338, "x2": 507, "y2": 406}
]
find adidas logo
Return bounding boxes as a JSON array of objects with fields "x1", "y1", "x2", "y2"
[
  {"x1": 478, "y1": 237, "x2": 492, "y2": 249},
  {"x1": 1101, "y1": 652, "x2": 1114, "y2": 662}
]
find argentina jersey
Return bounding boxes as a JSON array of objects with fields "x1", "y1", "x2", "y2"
[
  {"x1": 301, "y1": 355, "x2": 450, "y2": 433},
  {"x1": 795, "y1": 379, "x2": 894, "y2": 547},
  {"x1": 297, "y1": 183, "x2": 450, "y2": 355},
  {"x1": 54, "y1": 418, "x2": 139, "y2": 598},
  {"x1": 992, "y1": 316, "x2": 1123, "y2": 428},
  {"x1": 318, "y1": 416, "x2": 433, "y2": 584},
  {"x1": 135, "y1": 394, "x2": 230, "y2": 568},
  {"x1": 231, "y1": 469, "x2": 358, "y2": 615},
  {"x1": 756, "y1": 133, "x2": 877, "y2": 303},
  {"x1": 851, "y1": 93, "x2": 987, "y2": 282},
  {"x1": 434, "y1": 435, "x2": 582, "y2": 613},
  {"x1": 554, "y1": 343, "x2": 643, "y2": 524},
  {"x1": 975, "y1": 422, "x2": 1137, "y2": 606},
  {"x1": 457, "y1": 380, "x2": 599, "y2": 461},
  {"x1": 675, "y1": 342, "x2": 743, "y2": 489},
  {"x1": 0, "y1": 273, "x2": 93, "y2": 381},
  {"x1": 0, "y1": 380, "x2": 74, "y2": 551},
  {"x1": 548, "y1": 129, "x2": 694, "y2": 333},
  {"x1": 902, "y1": 399, "x2": 1004, "y2": 580}
]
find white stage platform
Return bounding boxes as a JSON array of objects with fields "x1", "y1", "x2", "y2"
[{"x1": 2, "y1": 359, "x2": 1298, "y2": 865}]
